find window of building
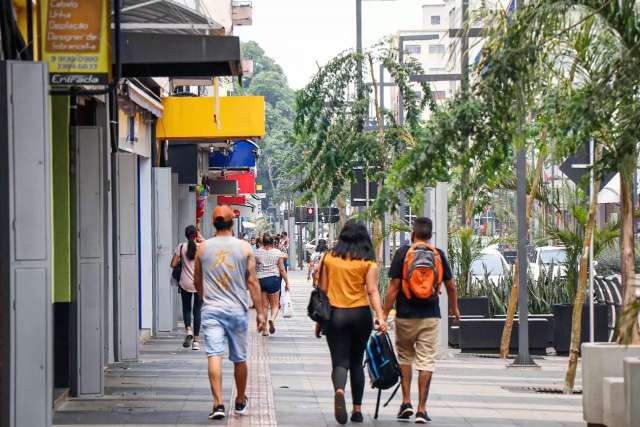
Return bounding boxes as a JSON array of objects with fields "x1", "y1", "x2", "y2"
[
  {"x1": 127, "y1": 114, "x2": 136, "y2": 143},
  {"x1": 406, "y1": 45, "x2": 421, "y2": 55},
  {"x1": 433, "y1": 91, "x2": 447, "y2": 100},
  {"x1": 429, "y1": 44, "x2": 445, "y2": 54},
  {"x1": 431, "y1": 15, "x2": 441, "y2": 25}
]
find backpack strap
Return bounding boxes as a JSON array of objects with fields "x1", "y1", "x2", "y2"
[{"x1": 383, "y1": 382, "x2": 402, "y2": 408}]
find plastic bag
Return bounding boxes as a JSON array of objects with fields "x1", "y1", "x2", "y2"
[{"x1": 282, "y1": 290, "x2": 294, "y2": 318}]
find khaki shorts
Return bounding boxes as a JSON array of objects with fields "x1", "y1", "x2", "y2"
[{"x1": 394, "y1": 317, "x2": 440, "y2": 372}]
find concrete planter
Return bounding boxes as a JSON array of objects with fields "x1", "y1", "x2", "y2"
[
  {"x1": 458, "y1": 297, "x2": 490, "y2": 317},
  {"x1": 552, "y1": 304, "x2": 609, "y2": 355},
  {"x1": 623, "y1": 357, "x2": 640, "y2": 427},
  {"x1": 581, "y1": 343, "x2": 640, "y2": 426},
  {"x1": 458, "y1": 317, "x2": 553, "y2": 354}
]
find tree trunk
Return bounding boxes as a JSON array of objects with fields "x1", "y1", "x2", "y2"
[
  {"x1": 337, "y1": 194, "x2": 347, "y2": 228},
  {"x1": 368, "y1": 53, "x2": 386, "y2": 265},
  {"x1": 617, "y1": 166, "x2": 640, "y2": 344},
  {"x1": 499, "y1": 144, "x2": 546, "y2": 358},
  {"x1": 564, "y1": 146, "x2": 602, "y2": 393}
]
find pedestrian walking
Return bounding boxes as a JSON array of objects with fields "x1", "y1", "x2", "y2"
[
  {"x1": 307, "y1": 238, "x2": 328, "y2": 286},
  {"x1": 255, "y1": 232, "x2": 290, "y2": 336},
  {"x1": 315, "y1": 219, "x2": 387, "y2": 424},
  {"x1": 171, "y1": 225, "x2": 203, "y2": 350},
  {"x1": 194, "y1": 205, "x2": 266, "y2": 421},
  {"x1": 279, "y1": 231, "x2": 290, "y2": 270},
  {"x1": 382, "y1": 217, "x2": 460, "y2": 424}
]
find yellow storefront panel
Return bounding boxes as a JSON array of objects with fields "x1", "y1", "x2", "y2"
[{"x1": 156, "y1": 96, "x2": 265, "y2": 140}]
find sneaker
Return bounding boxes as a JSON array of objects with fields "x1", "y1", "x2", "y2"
[
  {"x1": 234, "y1": 397, "x2": 248, "y2": 415},
  {"x1": 208, "y1": 405, "x2": 225, "y2": 420},
  {"x1": 415, "y1": 411, "x2": 431, "y2": 424},
  {"x1": 261, "y1": 330, "x2": 269, "y2": 337},
  {"x1": 183, "y1": 333, "x2": 193, "y2": 348},
  {"x1": 191, "y1": 340, "x2": 200, "y2": 351},
  {"x1": 269, "y1": 320, "x2": 276, "y2": 334},
  {"x1": 334, "y1": 390, "x2": 348, "y2": 425},
  {"x1": 397, "y1": 403, "x2": 414, "y2": 422},
  {"x1": 350, "y1": 411, "x2": 364, "y2": 423}
]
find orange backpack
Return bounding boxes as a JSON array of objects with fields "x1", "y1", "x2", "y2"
[{"x1": 401, "y1": 243, "x2": 444, "y2": 300}]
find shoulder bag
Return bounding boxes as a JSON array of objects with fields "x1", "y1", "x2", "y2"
[
  {"x1": 171, "y1": 244, "x2": 183, "y2": 283},
  {"x1": 307, "y1": 254, "x2": 332, "y2": 326}
]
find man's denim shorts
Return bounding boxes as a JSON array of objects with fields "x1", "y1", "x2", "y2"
[{"x1": 201, "y1": 307, "x2": 249, "y2": 362}]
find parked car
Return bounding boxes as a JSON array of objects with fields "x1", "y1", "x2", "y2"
[
  {"x1": 470, "y1": 247, "x2": 511, "y2": 286},
  {"x1": 529, "y1": 245, "x2": 568, "y2": 281}
]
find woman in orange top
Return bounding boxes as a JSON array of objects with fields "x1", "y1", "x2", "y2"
[{"x1": 316, "y1": 219, "x2": 387, "y2": 424}]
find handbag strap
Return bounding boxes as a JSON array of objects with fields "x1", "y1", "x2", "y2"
[{"x1": 318, "y1": 253, "x2": 328, "y2": 292}]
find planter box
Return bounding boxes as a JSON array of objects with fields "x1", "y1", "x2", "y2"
[
  {"x1": 458, "y1": 317, "x2": 553, "y2": 354},
  {"x1": 582, "y1": 343, "x2": 640, "y2": 426},
  {"x1": 458, "y1": 297, "x2": 490, "y2": 317},
  {"x1": 552, "y1": 304, "x2": 608, "y2": 355},
  {"x1": 602, "y1": 377, "x2": 625, "y2": 427},
  {"x1": 624, "y1": 357, "x2": 640, "y2": 427},
  {"x1": 448, "y1": 315, "x2": 484, "y2": 347}
]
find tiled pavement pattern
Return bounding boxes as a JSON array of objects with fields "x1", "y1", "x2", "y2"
[{"x1": 54, "y1": 270, "x2": 585, "y2": 426}]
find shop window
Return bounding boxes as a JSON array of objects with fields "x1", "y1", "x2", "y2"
[{"x1": 406, "y1": 45, "x2": 421, "y2": 54}]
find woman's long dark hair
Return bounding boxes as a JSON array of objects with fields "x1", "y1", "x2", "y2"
[
  {"x1": 185, "y1": 225, "x2": 197, "y2": 260},
  {"x1": 331, "y1": 219, "x2": 375, "y2": 261}
]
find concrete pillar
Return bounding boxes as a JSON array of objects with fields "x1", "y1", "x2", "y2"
[
  {"x1": 288, "y1": 216, "x2": 298, "y2": 271},
  {"x1": 425, "y1": 183, "x2": 449, "y2": 358}
]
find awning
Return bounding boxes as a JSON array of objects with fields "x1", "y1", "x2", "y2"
[
  {"x1": 119, "y1": 32, "x2": 242, "y2": 78},
  {"x1": 124, "y1": 80, "x2": 164, "y2": 117},
  {"x1": 120, "y1": 0, "x2": 223, "y2": 35}
]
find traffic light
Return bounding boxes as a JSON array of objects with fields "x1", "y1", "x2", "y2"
[{"x1": 294, "y1": 207, "x2": 339, "y2": 223}]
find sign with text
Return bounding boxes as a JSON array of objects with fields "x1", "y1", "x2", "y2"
[{"x1": 40, "y1": 0, "x2": 110, "y2": 85}]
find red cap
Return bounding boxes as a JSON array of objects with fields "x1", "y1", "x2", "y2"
[{"x1": 213, "y1": 205, "x2": 235, "y2": 222}]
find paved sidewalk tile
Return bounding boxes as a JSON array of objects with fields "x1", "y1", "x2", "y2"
[{"x1": 53, "y1": 270, "x2": 585, "y2": 427}]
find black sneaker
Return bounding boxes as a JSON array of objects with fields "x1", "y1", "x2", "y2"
[
  {"x1": 351, "y1": 411, "x2": 364, "y2": 423},
  {"x1": 334, "y1": 391, "x2": 348, "y2": 424},
  {"x1": 208, "y1": 404, "x2": 225, "y2": 420},
  {"x1": 234, "y1": 397, "x2": 248, "y2": 415},
  {"x1": 183, "y1": 333, "x2": 193, "y2": 348},
  {"x1": 397, "y1": 403, "x2": 414, "y2": 422},
  {"x1": 415, "y1": 411, "x2": 431, "y2": 424}
]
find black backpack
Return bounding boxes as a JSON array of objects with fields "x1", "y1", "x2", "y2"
[{"x1": 364, "y1": 332, "x2": 402, "y2": 419}]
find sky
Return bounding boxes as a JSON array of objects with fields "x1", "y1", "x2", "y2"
[{"x1": 235, "y1": 0, "x2": 429, "y2": 89}]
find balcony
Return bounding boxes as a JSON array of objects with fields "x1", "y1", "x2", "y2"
[
  {"x1": 232, "y1": 1, "x2": 253, "y2": 26},
  {"x1": 156, "y1": 95, "x2": 265, "y2": 141}
]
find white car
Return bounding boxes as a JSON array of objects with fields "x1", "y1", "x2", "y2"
[
  {"x1": 529, "y1": 246, "x2": 568, "y2": 282},
  {"x1": 470, "y1": 248, "x2": 511, "y2": 286}
]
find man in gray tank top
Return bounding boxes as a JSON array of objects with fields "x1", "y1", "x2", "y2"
[{"x1": 194, "y1": 205, "x2": 266, "y2": 421}]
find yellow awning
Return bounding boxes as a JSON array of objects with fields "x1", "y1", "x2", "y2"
[{"x1": 156, "y1": 96, "x2": 265, "y2": 141}]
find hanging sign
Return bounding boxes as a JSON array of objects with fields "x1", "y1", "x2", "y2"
[{"x1": 40, "y1": 0, "x2": 111, "y2": 86}]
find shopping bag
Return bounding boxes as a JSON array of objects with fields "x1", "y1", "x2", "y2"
[{"x1": 282, "y1": 290, "x2": 294, "y2": 318}]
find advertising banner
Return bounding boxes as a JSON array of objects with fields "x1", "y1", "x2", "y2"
[{"x1": 40, "y1": 0, "x2": 111, "y2": 85}]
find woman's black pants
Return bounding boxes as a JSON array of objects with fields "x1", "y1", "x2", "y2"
[
  {"x1": 180, "y1": 288, "x2": 202, "y2": 336},
  {"x1": 325, "y1": 306, "x2": 373, "y2": 406}
]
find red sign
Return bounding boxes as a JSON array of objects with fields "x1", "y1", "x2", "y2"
[
  {"x1": 224, "y1": 171, "x2": 256, "y2": 194},
  {"x1": 233, "y1": 209, "x2": 241, "y2": 218},
  {"x1": 217, "y1": 195, "x2": 246, "y2": 205}
]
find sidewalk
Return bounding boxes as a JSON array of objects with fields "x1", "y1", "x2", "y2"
[{"x1": 54, "y1": 270, "x2": 585, "y2": 426}]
